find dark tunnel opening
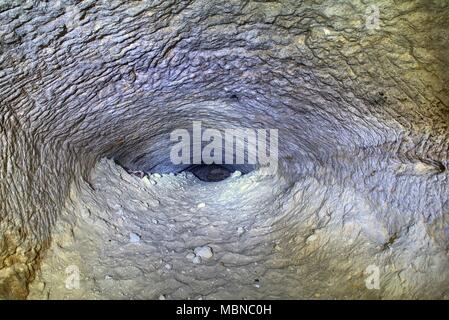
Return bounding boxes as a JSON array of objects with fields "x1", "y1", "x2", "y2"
[
  {"x1": 182, "y1": 163, "x2": 252, "y2": 182},
  {"x1": 184, "y1": 164, "x2": 233, "y2": 182}
]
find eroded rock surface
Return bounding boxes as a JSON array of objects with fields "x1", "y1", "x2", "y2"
[
  {"x1": 28, "y1": 159, "x2": 449, "y2": 299},
  {"x1": 1, "y1": 0, "x2": 448, "y2": 299}
]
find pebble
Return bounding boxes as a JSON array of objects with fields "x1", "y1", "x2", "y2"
[
  {"x1": 164, "y1": 263, "x2": 172, "y2": 270},
  {"x1": 129, "y1": 232, "x2": 141, "y2": 243},
  {"x1": 237, "y1": 227, "x2": 245, "y2": 235},
  {"x1": 158, "y1": 294, "x2": 166, "y2": 300},
  {"x1": 306, "y1": 234, "x2": 318, "y2": 243},
  {"x1": 232, "y1": 170, "x2": 242, "y2": 177},
  {"x1": 152, "y1": 219, "x2": 159, "y2": 224},
  {"x1": 186, "y1": 252, "x2": 196, "y2": 260},
  {"x1": 194, "y1": 246, "x2": 214, "y2": 260},
  {"x1": 192, "y1": 256, "x2": 202, "y2": 264},
  {"x1": 142, "y1": 176, "x2": 152, "y2": 186},
  {"x1": 197, "y1": 202, "x2": 206, "y2": 208},
  {"x1": 153, "y1": 173, "x2": 162, "y2": 178},
  {"x1": 144, "y1": 200, "x2": 159, "y2": 208}
]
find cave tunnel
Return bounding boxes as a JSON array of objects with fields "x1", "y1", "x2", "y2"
[{"x1": 1, "y1": 0, "x2": 449, "y2": 300}]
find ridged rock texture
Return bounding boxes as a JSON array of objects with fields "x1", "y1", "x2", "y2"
[{"x1": 1, "y1": 0, "x2": 448, "y2": 299}]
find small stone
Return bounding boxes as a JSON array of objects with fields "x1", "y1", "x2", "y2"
[
  {"x1": 197, "y1": 202, "x2": 206, "y2": 208},
  {"x1": 105, "y1": 275, "x2": 113, "y2": 280},
  {"x1": 232, "y1": 170, "x2": 242, "y2": 177},
  {"x1": 152, "y1": 219, "x2": 159, "y2": 224},
  {"x1": 146, "y1": 199, "x2": 160, "y2": 207},
  {"x1": 153, "y1": 173, "x2": 162, "y2": 178},
  {"x1": 129, "y1": 232, "x2": 141, "y2": 243},
  {"x1": 194, "y1": 246, "x2": 214, "y2": 260},
  {"x1": 192, "y1": 256, "x2": 202, "y2": 264},
  {"x1": 186, "y1": 252, "x2": 196, "y2": 260},
  {"x1": 158, "y1": 294, "x2": 166, "y2": 300},
  {"x1": 237, "y1": 227, "x2": 245, "y2": 235},
  {"x1": 306, "y1": 234, "x2": 318, "y2": 243},
  {"x1": 142, "y1": 176, "x2": 151, "y2": 186},
  {"x1": 164, "y1": 263, "x2": 172, "y2": 270}
]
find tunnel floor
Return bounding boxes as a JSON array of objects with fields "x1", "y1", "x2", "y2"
[
  {"x1": 27, "y1": 159, "x2": 449, "y2": 299},
  {"x1": 30, "y1": 159, "x2": 298, "y2": 299}
]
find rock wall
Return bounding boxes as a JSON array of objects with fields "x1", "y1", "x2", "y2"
[{"x1": 0, "y1": 0, "x2": 448, "y2": 299}]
